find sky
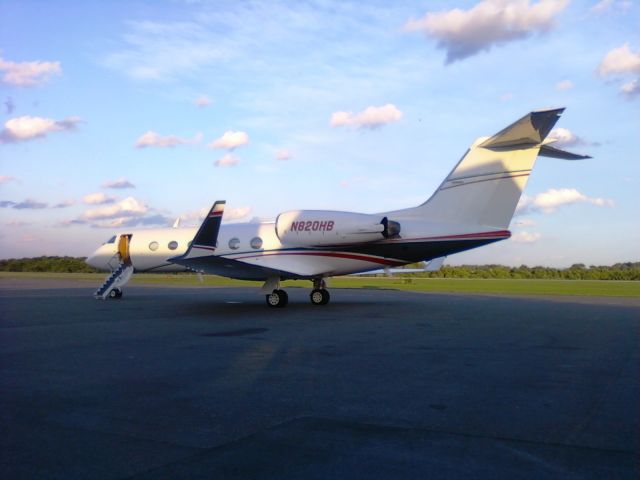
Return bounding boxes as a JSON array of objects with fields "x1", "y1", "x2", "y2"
[{"x1": 0, "y1": 0, "x2": 638, "y2": 267}]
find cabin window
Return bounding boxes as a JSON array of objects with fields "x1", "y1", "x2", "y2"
[
  {"x1": 229, "y1": 238, "x2": 240, "y2": 250},
  {"x1": 250, "y1": 237, "x2": 263, "y2": 249},
  {"x1": 105, "y1": 235, "x2": 116, "y2": 244},
  {"x1": 149, "y1": 241, "x2": 159, "y2": 251},
  {"x1": 168, "y1": 241, "x2": 178, "y2": 250}
]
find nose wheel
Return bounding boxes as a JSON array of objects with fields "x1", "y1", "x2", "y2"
[{"x1": 266, "y1": 289, "x2": 288, "y2": 308}]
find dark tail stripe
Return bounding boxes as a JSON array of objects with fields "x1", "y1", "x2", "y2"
[{"x1": 440, "y1": 173, "x2": 529, "y2": 191}]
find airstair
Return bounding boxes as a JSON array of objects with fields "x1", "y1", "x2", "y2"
[
  {"x1": 94, "y1": 233, "x2": 134, "y2": 300},
  {"x1": 93, "y1": 260, "x2": 134, "y2": 299}
]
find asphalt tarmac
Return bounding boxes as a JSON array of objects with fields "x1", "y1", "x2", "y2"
[{"x1": 1, "y1": 279, "x2": 638, "y2": 479}]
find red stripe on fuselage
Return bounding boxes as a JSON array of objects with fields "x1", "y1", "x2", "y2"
[
  {"x1": 320, "y1": 230, "x2": 511, "y2": 247},
  {"x1": 233, "y1": 251, "x2": 405, "y2": 266}
]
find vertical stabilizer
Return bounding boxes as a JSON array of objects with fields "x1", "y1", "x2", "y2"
[{"x1": 396, "y1": 109, "x2": 565, "y2": 229}]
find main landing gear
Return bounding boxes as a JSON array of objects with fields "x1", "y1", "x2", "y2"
[
  {"x1": 310, "y1": 288, "x2": 330, "y2": 305},
  {"x1": 264, "y1": 278, "x2": 331, "y2": 307},
  {"x1": 309, "y1": 278, "x2": 330, "y2": 305},
  {"x1": 266, "y1": 289, "x2": 288, "y2": 308}
]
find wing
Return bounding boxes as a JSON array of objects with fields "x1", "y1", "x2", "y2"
[{"x1": 168, "y1": 201, "x2": 311, "y2": 280}]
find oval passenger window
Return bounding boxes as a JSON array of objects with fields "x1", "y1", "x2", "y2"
[
  {"x1": 149, "y1": 241, "x2": 159, "y2": 251},
  {"x1": 250, "y1": 237, "x2": 263, "y2": 249},
  {"x1": 229, "y1": 238, "x2": 240, "y2": 250},
  {"x1": 168, "y1": 241, "x2": 178, "y2": 250}
]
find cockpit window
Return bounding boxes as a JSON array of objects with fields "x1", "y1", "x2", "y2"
[{"x1": 104, "y1": 235, "x2": 116, "y2": 244}]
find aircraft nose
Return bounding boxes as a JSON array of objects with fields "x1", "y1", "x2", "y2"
[
  {"x1": 85, "y1": 253, "x2": 100, "y2": 269},
  {"x1": 85, "y1": 247, "x2": 110, "y2": 270}
]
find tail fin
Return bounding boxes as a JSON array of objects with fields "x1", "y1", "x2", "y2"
[{"x1": 399, "y1": 109, "x2": 568, "y2": 229}]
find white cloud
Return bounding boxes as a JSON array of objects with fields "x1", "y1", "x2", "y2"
[
  {"x1": 14, "y1": 199, "x2": 48, "y2": 210},
  {"x1": 597, "y1": 44, "x2": 640, "y2": 98},
  {"x1": 209, "y1": 131, "x2": 249, "y2": 150},
  {"x1": 134, "y1": 130, "x2": 200, "y2": 148},
  {"x1": 620, "y1": 78, "x2": 640, "y2": 97},
  {"x1": 275, "y1": 148, "x2": 293, "y2": 161},
  {"x1": 180, "y1": 205, "x2": 252, "y2": 224},
  {"x1": 195, "y1": 95, "x2": 211, "y2": 107},
  {"x1": 82, "y1": 196, "x2": 148, "y2": 220},
  {"x1": 591, "y1": 0, "x2": 633, "y2": 13},
  {"x1": 515, "y1": 218, "x2": 536, "y2": 227},
  {"x1": 223, "y1": 206, "x2": 252, "y2": 222},
  {"x1": 511, "y1": 231, "x2": 541, "y2": 243},
  {"x1": 5, "y1": 220, "x2": 30, "y2": 227},
  {"x1": 0, "y1": 116, "x2": 81, "y2": 143},
  {"x1": 548, "y1": 127, "x2": 587, "y2": 147},
  {"x1": 83, "y1": 192, "x2": 116, "y2": 205},
  {"x1": 598, "y1": 43, "x2": 640, "y2": 76},
  {"x1": 88, "y1": 214, "x2": 171, "y2": 229},
  {"x1": 102, "y1": 177, "x2": 136, "y2": 189},
  {"x1": 499, "y1": 92, "x2": 514, "y2": 101},
  {"x1": 591, "y1": 0, "x2": 614, "y2": 13},
  {"x1": 517, "y1": 188, "x2": 614, "y2": 214},
  {"x1": 0, "y1": 175, "x2": 16, "y2": 185},
  {"x1": 54, "y1": 199, "x2": 76, "y2": 208},
  {"x1": 214, "y1": 153, "x2": 239, "y2": 167},
  {"x1": 103, "y1": 20, "x2": 231, "y2": 81},
  {"x1": 330, "y1": 104, "x2": 403, "y2": 129},
  {"x1": 555, "y1": 79, "x2": 573, "y2": 91},
  {"x1": 1, "y1": 199, "x2": 48, "y2": 209},
  {"x1": 0, "y1": 56, "x2": 61, "y2": 86},
  {"x1": 404, "y1": 0, "x2": 569, "y2": 63}
]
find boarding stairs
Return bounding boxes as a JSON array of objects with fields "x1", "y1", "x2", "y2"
[{"x1": 93, "y1": 258, "x2": 134, "y2": 299}]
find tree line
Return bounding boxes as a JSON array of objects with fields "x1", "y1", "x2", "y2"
[
  {"x1": 0, "y1": 257, "x2": 638, "y2": 280},
  {"x1": 402, "y1": 262, "x2": 640, "y2": 281},
  {"x1": 0, "y1": 257, "x2": 99, "y2": 273}
]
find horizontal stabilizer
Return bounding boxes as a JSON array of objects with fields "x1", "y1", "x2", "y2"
[
  {"x1": 539, "y1": 144, "x2": 591, "y2": 160},
  {"x1": 479, "y1": 108, "x2": 564, "y2": 149}
]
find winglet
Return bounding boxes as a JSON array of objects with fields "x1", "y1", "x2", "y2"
[
  {"x1": 170, "y1": 201, "x2": 225, "y2": 263},
  {"x1": 192, "y1": 201, "x2": 225, "y2": 249},
  {"x1": 479, "y1": 108, "x2": 565, "y2": 149}
]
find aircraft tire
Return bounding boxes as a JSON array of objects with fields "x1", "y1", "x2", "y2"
[
  {"x1": 310, "y1": 288, "x2": 330, "y2": 305},
  {"x1": 266, "y1": 289, "x2": 288, "y2": 308},
  {"x1": 109, "y1": 288, "x2": 123, "y2": 299}
]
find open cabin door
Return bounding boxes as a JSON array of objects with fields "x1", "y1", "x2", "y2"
[{"x1": 118, "y1": 234, "x2": 133, "y2": 265}]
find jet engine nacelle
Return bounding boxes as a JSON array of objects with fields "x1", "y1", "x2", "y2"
[{"x1": 275, "y1": 210, "x2": 400, "y2": 246}]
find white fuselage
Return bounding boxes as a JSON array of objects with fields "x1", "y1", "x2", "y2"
[{"x1": 86, "y1": 217, "x2": 509, "y2": 279}]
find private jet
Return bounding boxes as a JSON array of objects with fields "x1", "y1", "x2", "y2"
[{"x1": 86, "y1": 108, "x2": 588, "y2": 307}]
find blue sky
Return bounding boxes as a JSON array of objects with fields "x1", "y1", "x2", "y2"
[{"x1": 1, "y1": 0, "x2": 638, "y2": 266}]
